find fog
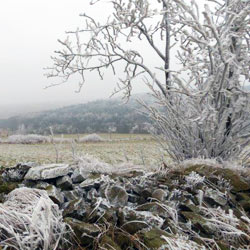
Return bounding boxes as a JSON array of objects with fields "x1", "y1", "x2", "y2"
[
  {"x1": 0, "y1": 1, "x2": 148, "y2": 117},
  {"x1": 0, "y1": 0, "x2": 207, "y2": 118}
]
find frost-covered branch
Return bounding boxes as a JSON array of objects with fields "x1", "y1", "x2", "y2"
[{"x1": 47, "y1": 0, "x2": 250, "y2": 163}]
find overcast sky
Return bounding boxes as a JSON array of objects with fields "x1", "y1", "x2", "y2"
[
  {"x1": 0, "y1": 0, "x2": 151, "y2": 108},
  {"x1": 0, "y1": 0, "x2": 209, "y2": 112}
]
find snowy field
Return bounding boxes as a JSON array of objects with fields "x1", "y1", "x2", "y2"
[{"x1": 0, "y1": 134, "x2": 167, "y2": 168}]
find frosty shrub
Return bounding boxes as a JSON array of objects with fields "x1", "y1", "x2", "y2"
[
  {"x1": 0, "y1": 187, "x2": 69, "y2": 249},
  {"x1": 78, "y1": 133, "x2": 104, "y2": 143},
  {"x1": 47, "y1": 0, "x2": 250, "y2": 164},
  {"x1": 7, "y1": 134, "x2": 49, "y2": 144}
]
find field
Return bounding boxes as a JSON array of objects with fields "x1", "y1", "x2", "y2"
[{"x1": 0, "y1": 133, "x2": 168, "y2": 168}]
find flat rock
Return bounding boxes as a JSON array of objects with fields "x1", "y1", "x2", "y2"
[
  {"x1": 56, "y1": 176, "x2": 73, "y2": 190},
  {"x1": 63, "y1": 189, "x2": 83, "y2": 202},
  {"x1": 2, "y1": 162, "x2": 36, "y2": 182},
  {"x1": 45, "y1": 185, "x2": 64, "y2": 205},
  {"x1": 152, "y1": 189, "x2": 167, "y2": 201},
  {"x1": 107, "y1": 185, "x2": 128, "y2": 207},
  {"x1": 24, "y1": 164, "x2": 74, "y2": 180},
  {"x1": 64, "y1": 217, "x2": 101, "y2": 246},
  {"x1": 71, "y1": 167, "x2": 90, "y2": 183},
  {"x1": 79, "y1": 178, "x2": 102, "y2": 190},
  {"x1": 204, "y1": 189, "x2": 227, "y2": 207},
  {"x1": 62, "y1": 199, "x2": 88, "y2": 220}
]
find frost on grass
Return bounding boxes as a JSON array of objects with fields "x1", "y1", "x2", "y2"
[
  {"x1": 201, "y1": 207, "x2": 250, "y2": 244},
  {"x1": 6, "y1": 134, "x2": 49, "y2": 144},
  {"x1": 0, "y1": 187, "x2": 70, "y2": 250},
  {"x1": 76, "y1": 153, "x2": 151, "y2": 175},
  {"x1": 181, "y1": 158, "x2": 250, "y2": 174},
  {"x1": 78, "y1": 133, "x2": 104, "y2": 143},
  {"x1": 185, "y1": 171, "x2": 205, "y2": 189},
  {"x1": 4, "y1": 134, "x2": 73, "y2": 144},
  {"x1": 160, "y1": 235, "x2": 207, "y2": 250}
]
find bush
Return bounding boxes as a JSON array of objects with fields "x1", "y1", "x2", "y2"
[
  {"x1": 7, "y1": 134, "x2": 49, "y2": 144},
  {"x1": 78, "y1": 133, "x2": 104, "y2": 143}
]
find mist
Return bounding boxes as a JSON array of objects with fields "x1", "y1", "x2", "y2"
[{"x1": 0, "y1": 0, "x2": 150, "y2": 118}]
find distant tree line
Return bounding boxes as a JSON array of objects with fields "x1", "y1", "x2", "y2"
[{"x1": 0, "y1": 98, "x2": 152, "y2": 135}]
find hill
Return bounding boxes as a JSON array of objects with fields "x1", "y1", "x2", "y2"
[{"x1": 0, "y1": 95, "x2": 152, "y2": 134}]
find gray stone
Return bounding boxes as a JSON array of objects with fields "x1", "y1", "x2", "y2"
[
  {"x1": 34, "y1": 181, "x2": 50, "y2": 190},
  {"x1": 152, "y1": 189, "x2": 167, "y2": 202},
  {"x1": 45, "y1": 185, "x2": 64, "y2": 205},
  {"x1": 120, "y1": 208, "x2": 164, "y2": 234},
  {"x1": 2, "y1": 162, "x2": 36, "y2": 182},
  {"x1": 107, "y1": 185, "x2": 128, "y2": 207},
  {"x1": 128, "y1": 194, "x2": 140, "y2": 203},
  {"x1": 204, "y1": 189, "x2": 227, "y2": 207},
  {"x1": 24, "y1": 164, "x2": 74, "y2": 180},
  {"x1": 80, "y1": 178, "x2": 101, "y2": 190},
  {"x1": 64, "y1": 217, "x2": 101, "y2": 246},
  {"x1": 56, "y1": 175, "x2": 73, "y2": 190},
  {"x1": 140, "y1": 188, "x2": 152, "y2": 200},
  {"x1": 71, "y1": 167, "x2": 90, "y2": 183},
  {"x1": 62, "y1": 199, "x2": 88, "y2": 220},
  {"x1": 86, "y1": 188, "x2": 98, "y2": 202},
  {"x1": 63, "y1": 190, "x2": 83, "y2": 202}
]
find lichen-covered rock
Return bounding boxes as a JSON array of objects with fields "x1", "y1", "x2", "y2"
[
  {"x1": 138, "y1": 228, "x2": 172, "y2": 249},
  {"x1": 136, "y1": 202, "x2": 169, "y2": 217},
  {"x1": 56, "y1": 175, "x2": 73, "y2": 190},
  {"x1": 63, "y1": 189, "x2": 83, "y2": 202},
  {"x1": 45, "y1": 185, "x2": 64, "y2": 205},
  {"x1": 34, "y1": 181, "x2": 51, "y2": 190},
  {"x1": 24, "y1": 163, "x2": 74, "y2": 180},
  {"x1": 0, "y1": 177, "x2": 19, "y2": 202},
  {"x1": 107, "y1": 185, "x2": 128, "y2": 207},
  {"x1": 204, "y1": 188, "x2": 227, "y2": 207},
  {"x1": 64, "y1": 217, "x2": 101, "y2": 246},
  {"x1": 152, "y1": 188, "x2": 167, "y2": 201},
  {"x1": 180, "y1": 211, "x2": 212, "y2": 236},
  {"x1": 62, "y1": 199, "x2": 88, "y2": 220},
  {"x1": 71, "y1": 167, "x2": 90, "y2": 183},
  {"x1": 118, "y1": 208, "x2": 164, "y2": 234},
  {"x1": 184, "y1": 165, "x2": 250, "y2": 192},
  {"x1": 214, "y1": 168, "x2": 250, "y2": 192},
  {"x1": 2, "y1": 162, "x2": 35, "y2": 182},
  {"x1": 1, "y1": 160, "x2": 250, "y2": 250},
  {"x1": 79, "y1": 177, "x2": 102, "y2": 190},
  {"x1": 128, "y1": 193, "x2": 140, "y2": 203},
  {"x1": 99, "y1": 235, "x2": 122, "y2": 250}
]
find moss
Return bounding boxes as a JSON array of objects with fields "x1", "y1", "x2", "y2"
[
  {"x1": 100, "y1": 235, "x2": 122, "y2": 250},
  {"x1": 64, "y1": 217, "x2": 100, "y2": 246},
  {"x1": 88, "y1": 173, "x2": 101, "y2": 180},
  {"x1": 216, "y1": 241, "x2": 230, "y2": 250},
  {"x1": 183, "y1": 165, "x2": 214, "y2": 176},
  {"x1": 0, "y1": 177, "x2": 19, "y2": 195},
  {"x1": 181, "y1": 212, "x2": 212, "y2": 237},
  {"x1": 239, "y1": 200, "x2": 250, "y2": 213},
  {"x1": 45, "y1": 185, "x2": 54, "y2": 191},
  {"x1": 115, "y1": 233, "x2": 135, "y2": 249},
  {"x1": 139, "y1": 228, "x2": 172, "y2": 249},
  {"x1": 236, "y1": 192, "x2": 250, "y2": 202},
  {"x1": 62, "y1": 199, "x2": 79, "y2": 217},
  {"x1": 184, "y1": 165, "x2": 250, "y2": 192},
  {"x1": 136, "y1": 202, "x2": 166, "y2": 215},
  {"x1": 214, "y1": 168, "x2": 249, "y2": 192}
]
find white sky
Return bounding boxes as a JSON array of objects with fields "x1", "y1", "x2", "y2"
[
  {"x1": 0, "y1": 0, "x2": 208, "y2": 110},
  {"x1": 0, "y1": 0, "x2": 152, "y2": 107}
]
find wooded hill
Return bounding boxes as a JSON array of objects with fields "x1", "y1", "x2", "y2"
[{"x1": 0, "y1": 96, "x2": 152, "y2": 134}]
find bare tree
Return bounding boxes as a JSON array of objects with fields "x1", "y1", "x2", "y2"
[{"x1": 46, "y1": 0, "x2": 250, "y2": 163}]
